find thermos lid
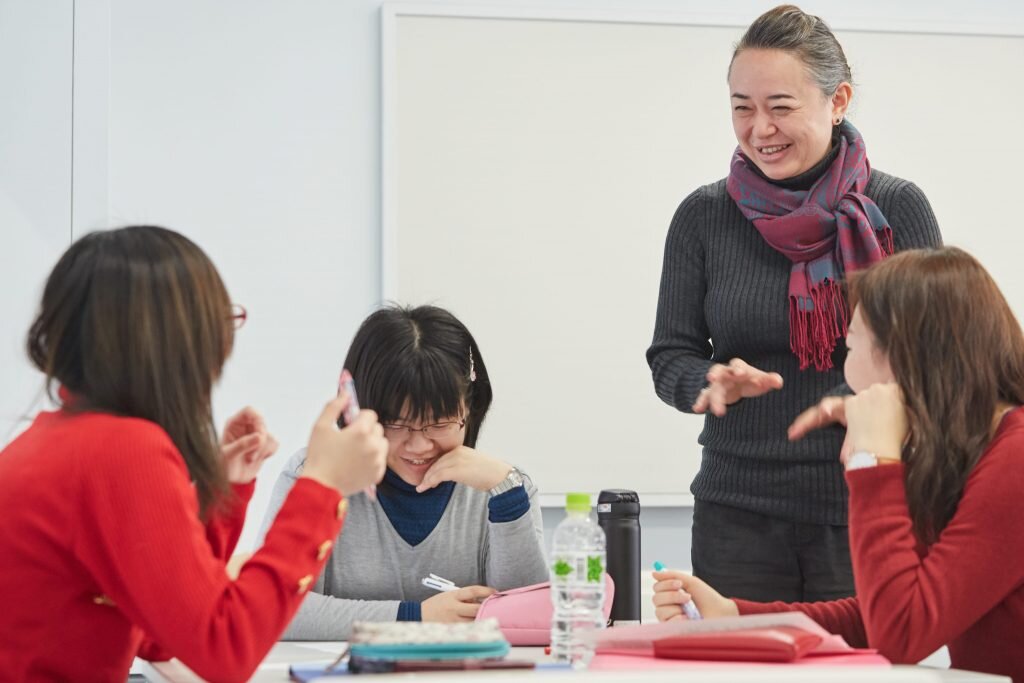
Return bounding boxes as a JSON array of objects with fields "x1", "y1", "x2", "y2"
[{"x1": 597, "y1": 489, "x2": 640, "y2": 518}]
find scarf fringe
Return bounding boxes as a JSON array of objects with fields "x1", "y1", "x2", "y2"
[{"x1": 790, "y1": 281, "x2": 850, "y2": 372}]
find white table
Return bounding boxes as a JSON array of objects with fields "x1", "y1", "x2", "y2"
[{"x1": 138, "y1": 642, "x2": 1010, "y2": 683}]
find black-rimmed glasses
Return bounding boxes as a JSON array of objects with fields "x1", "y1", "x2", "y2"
[{"x1": 381, "y1": 419, "x2": 466, "y2": 442}]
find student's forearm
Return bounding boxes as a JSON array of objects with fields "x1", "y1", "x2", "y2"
[{"x1": 282, "y1": 591, "x2": 402, "y2": 640}]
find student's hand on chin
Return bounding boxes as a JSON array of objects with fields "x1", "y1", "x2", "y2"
[
  {"x1": 843, "y1": 383, "x2": 908, "y2": 462},
  {"x1": 221, "y1": 406, "x2": 279, "y2": 484},
  {"x1": 421, "y1": 586, "x2": 496, "y2": 622},
  {"x1": 415, "y1": 446, "x2": 512, "y2": 493}
]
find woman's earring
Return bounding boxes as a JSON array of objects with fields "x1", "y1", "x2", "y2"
[{"x1": 834, "y1": 116, "x2": 843, "y2": 125}]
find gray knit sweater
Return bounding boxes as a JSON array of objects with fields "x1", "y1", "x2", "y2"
[
  {"x1": 257, "y1": 449, "x2": 550, "y2": 640},
  {"x1": 647, "y1": 170, "x2": 941, "y2": 525}
]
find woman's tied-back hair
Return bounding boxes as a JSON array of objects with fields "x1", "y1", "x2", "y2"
[
  {"x1": 730, "y1": 5, "x2": 853, "y2": 97},
  {"x1": 27, "y1": 225, "x2": 233, "y2": 518},
  {"x1": 848, "y1": 247, "x2": 1024, "y2": 544},
  {"x1": 343, "y1": 305, "x2": 492, "y2": 448}
]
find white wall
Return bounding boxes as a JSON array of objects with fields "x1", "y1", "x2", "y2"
[
  {"x1": 3, "y1": 0, "x2": 1023, "y2": 572},
  {"x1": 0, "y1": 1, "x2": 73, "y2": 442}
]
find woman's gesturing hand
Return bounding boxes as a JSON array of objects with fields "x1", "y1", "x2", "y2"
[
  {"x1": 693, "y1": 358, "x2": 784, "y2": 417},
  {"x1": 221, "y1": 406, "x2": 279, "y2": 484}
]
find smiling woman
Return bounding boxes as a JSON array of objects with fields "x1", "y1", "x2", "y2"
[
  {"x1": 646, "y1": 4, "x2": 943, "y2": 603},
  {"x1": 258, "y1": 305, "x2": 549, "y2": 640}
]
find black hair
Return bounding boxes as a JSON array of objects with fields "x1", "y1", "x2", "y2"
[{"x1": 343, "y1": 304, "x2": 492, "y2": 448}]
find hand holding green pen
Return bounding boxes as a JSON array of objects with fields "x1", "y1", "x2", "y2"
[{"x1": 653, "y1": 561, "x2": 702, "y2": 620}]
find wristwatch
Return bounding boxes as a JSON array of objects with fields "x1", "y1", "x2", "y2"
[
  {"x1": 845, "y1": 451, "x2": 879, "y2": 471},
  {"x1": 488, "y1": 466, "x2": 525, "y2": 496}
]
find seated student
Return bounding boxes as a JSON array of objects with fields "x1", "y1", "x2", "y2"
[
  {"x1": 0, "y1": 226, "x2": 388, "y2": 682},
  {"x1": 651, "y1": 247, "x2": 1024, "y2": 682},
  {"x1": 260, "y1": 304, "x2": 549, "y2": 639}
]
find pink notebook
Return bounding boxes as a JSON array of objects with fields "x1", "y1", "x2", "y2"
[
  {"x1": 589, "y1": 612, "x2": 889, "y2": 669},
  {"x1": 589, "y1": 651, "x2": 890, "y2": 671}
]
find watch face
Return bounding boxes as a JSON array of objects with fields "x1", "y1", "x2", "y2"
[
  {"x1": 846, "y1": 452, "x2": 878, "y2": 471},
  {"x1": 508, "y1": 469, "x2": 524, "y2": 486}
]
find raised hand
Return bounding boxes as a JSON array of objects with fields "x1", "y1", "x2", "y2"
[
  {"x1": 842, "y1": 383, "x2": 907, "y2": 464},
  {"x1": 221, "y1": 406, "x2": 279, "y2": 484},
  {"x1": 302, "y1": 394, "x2": 388, "y2": 497},
  {"x1": 693, "y1": 358, "x2": 784, "y2": 417}
]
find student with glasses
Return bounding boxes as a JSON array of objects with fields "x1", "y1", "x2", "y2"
[{"x1": 259, "y1": 305, "x2": 549, "y2": 639}]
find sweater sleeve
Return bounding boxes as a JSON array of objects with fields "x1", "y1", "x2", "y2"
[
  {"x1": 846, "y1": 440, "x2": 1024, "y2": 664},
  {"x1": 734, "y1": 596, "x2": 867, "y2": 648},
  {"x1": 205, "y1": 481, "x2": 256, "y2": 559},
  {"x1": 890, "y1": 180, "x2": 942, "y2": 251},
  {"x1": 260, "y1": 454, "x2": 406, "y2": 641},
  {"x1": 647, "y1": 187, "x2": 715, "y2": 413},
  {"x1": 73, "y1": 425, "x2": 344, "y2": 683},
  {"x1": 482, "y1": 473, "x2": 550, "y2": 591},
  {"x1": 136, "y1": 480, "x2": 257, "y2": 663},
  {"x1": 282, "y1": 579, "x2": 404, "y2": 640}
]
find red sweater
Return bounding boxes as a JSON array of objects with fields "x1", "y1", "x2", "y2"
[
  {"x1": 0, "y1": 409, "x2": 345, "y2": 683},
  {"x1": 737, "y1": 408, "x2": 1024, "y2": 683}
]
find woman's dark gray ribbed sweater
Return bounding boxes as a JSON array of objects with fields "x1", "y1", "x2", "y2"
[{"x1": 647, "y1": 170, "x2": 942, "y2": 525}]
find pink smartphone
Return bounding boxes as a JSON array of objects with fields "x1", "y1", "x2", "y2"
[{"x1": 337, "y1": 369, "x2": 377, "y2": 502}]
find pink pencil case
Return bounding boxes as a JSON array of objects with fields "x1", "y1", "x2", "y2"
[{"x1": 475, "y1": 575, "x2": 616, "y2": 646}]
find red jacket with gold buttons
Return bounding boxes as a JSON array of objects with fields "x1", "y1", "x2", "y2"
[{"x1": 0, "y1": 409, "x2": 345, "y2": 683}]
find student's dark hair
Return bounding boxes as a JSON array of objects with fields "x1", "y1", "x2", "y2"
[
  {"x1": 343, "y1": 304, "x2": 492, "y2": 448},
  {"x1": 730, "y1": 5, "x2": 853, "y2": 97},
  {"x1": 26, "y1": 225, "x2": 233, "y2": 518},
  {"x1": 848, "y1": 247, "x2": 1024, "y2": 544}
]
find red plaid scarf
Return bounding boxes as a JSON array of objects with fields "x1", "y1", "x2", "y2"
[{"x1": 726, "y1": 121, "x2": 893, "y2": 371}]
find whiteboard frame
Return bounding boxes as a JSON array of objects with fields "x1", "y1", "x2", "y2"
[
  {"x1": 379, "y1": 3, "x2": 1024, "y2": 507},
  {"x1": 382, "y1": 2, "x2": 1024, "y2": 300}
]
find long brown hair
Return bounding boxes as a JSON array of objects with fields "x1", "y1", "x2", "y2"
[
  {"x1": 27, "y1": 226, "x2": 234, "y2": 518},
  {"x1": 848, "y1": 247, "x2": 1024, "y2": 544}
]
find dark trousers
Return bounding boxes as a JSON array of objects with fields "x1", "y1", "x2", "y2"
[{"x1": 691, "y1": 499, "x2": 855, "y2": 603}]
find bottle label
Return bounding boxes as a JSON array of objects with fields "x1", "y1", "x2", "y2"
[{"x1": 552, "y1": 553, "x2": 604, "y2": 583}]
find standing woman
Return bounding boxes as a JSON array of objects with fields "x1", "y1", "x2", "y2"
[
  {"x1": 647, "y1": 5, "x2": 941, "y2": 602},
  {"x1": 0, "y1": 226, "x2": 388, "y2": 682}
]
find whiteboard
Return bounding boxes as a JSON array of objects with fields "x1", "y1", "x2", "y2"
[{"x1": 382, "y1": 8, "x2": 1024, "y2": 504}]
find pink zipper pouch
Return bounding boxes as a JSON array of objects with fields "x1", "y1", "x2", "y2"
[{"x1": 475, "y1": 574, "x2": 616, "y2": 646}]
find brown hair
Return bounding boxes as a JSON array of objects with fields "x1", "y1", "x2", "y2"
[
  {"x1": 27, "y1": 226, "x2": 234, "y2": 518},
  {"x1": 730, "y1": 5, "x2": 853, "y2": 97},
  {"x1": 848, "y1": 247, "x2": 1024, "y2": 544}
]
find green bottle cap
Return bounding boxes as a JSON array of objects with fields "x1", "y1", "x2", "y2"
[{"x1": 566, "y1": 493, "x2": 591, "y2": 512}]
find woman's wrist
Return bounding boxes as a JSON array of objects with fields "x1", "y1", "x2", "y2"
[{"x1": 298, "y1": 465, "x2": 336, "y2": 492}]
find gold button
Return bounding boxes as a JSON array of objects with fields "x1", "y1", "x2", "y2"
[
  {"x1": 316, "y1": 540, "x2": 333, "y2": 561},
  {"x1": 297, "y1": 574, "x2": 314, "y2": 594},
  {"x1": 93, "y1": 594, "x2": 115, "y2": 607},
  {"x1": 336, "y1": 499, "x2": 349, "y2": 519}
]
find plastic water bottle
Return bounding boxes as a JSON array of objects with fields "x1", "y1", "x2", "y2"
[{"x1": 550, "y1": 492, "x2": 607, "y2": 668}]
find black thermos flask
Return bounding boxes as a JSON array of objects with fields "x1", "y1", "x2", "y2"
[{"x1": 597, "y1": 489, "x2": 641, "y2": 626}]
